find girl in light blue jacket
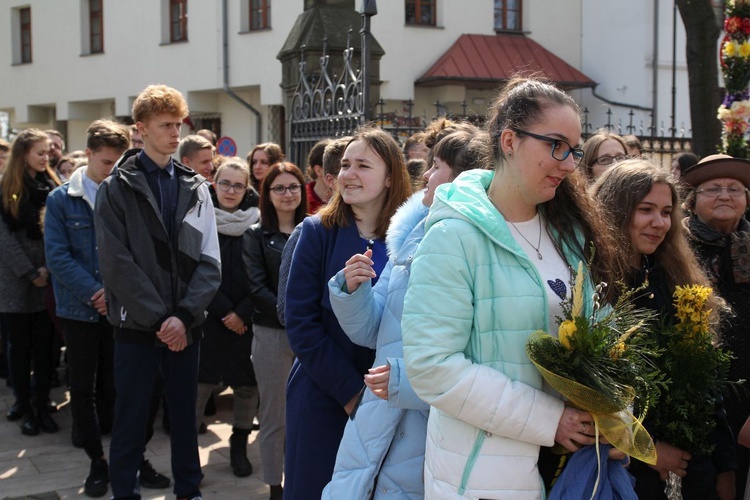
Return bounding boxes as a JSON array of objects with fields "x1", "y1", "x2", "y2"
[
  {"x1": 402, "y1": 78, "x2": 626, "y2": 499},
  {"x1": 323, "y1": 128, "x2": 492, "y2": 499}
]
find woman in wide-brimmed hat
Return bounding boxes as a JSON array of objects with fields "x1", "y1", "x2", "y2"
[{"x1": 682, "y1": 153, "x2": 750, "y2": 498}]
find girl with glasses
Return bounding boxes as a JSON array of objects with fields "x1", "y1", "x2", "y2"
[
  {"x1": 195, "y1": 159, "x2": 260, "y2": 477},
  {"x1": 284, "y1": 127, "x2": 412, "y2": 499},
  {"x1": 581, "y1": 130, "x2": 630, "y2": 182},
  {"x1": 401, "y1": 78, "x2": 623, "y2": 497},
  {"x1": 244, "y1": 161, "x2": 307, "y2": 500}
]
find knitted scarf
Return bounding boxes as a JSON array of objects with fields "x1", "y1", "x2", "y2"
[
  {"x1": 685, "y1": 214, "x2": 750, "y2": 284},
  {"x1": 214, "y1": 205, "x2": 259, "y2": 236},
  {"x1": 1, "y1": 171, "x2": 55, "y2": 240}
]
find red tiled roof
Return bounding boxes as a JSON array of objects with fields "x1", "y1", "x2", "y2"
[{"x1": 416, "y1": 34, "x2": 596, "y2": 90}]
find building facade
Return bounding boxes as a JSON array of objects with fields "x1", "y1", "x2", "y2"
[{"x1": 0, "y1": 0, "x2": 700, "y2": 159}]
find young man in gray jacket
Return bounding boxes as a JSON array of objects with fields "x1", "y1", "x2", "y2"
[{"x1": 95, "y1": 84, "x2": 221, "y2": 500}]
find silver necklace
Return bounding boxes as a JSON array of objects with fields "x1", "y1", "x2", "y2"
[{"x1": 491, "y1": 199, "x2": 543, "y2": 260}]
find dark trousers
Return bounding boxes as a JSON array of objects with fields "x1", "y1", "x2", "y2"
[
  {"x1": 109, "y1": 339, "x2": 201, "y2": 499},
  {"x1": 61, "y1": 317, "x2": 115, "y2": 461},
  {"x1": 2, "y1": 311, "x2": 54, "y2": 413}
]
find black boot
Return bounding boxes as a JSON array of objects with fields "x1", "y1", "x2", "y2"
[
  {"x1": 269, "y1": 484, "x2": 283, "y2": 500},
  {"x1": 229, "y1": 427, "x2": 252, "y2": 477}
]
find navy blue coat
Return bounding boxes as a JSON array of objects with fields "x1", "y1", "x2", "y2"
[{"x1": 283, "y1": 214, "x2": 382, "y2": 500}]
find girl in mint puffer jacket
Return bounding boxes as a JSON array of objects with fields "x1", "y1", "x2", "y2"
[{"x1": 402, "y1": 78, "x2": 625, "y2": 499}]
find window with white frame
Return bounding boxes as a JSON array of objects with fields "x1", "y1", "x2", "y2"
[{"x1": 494, "y1": 0, "x2": 522, "y2": 32}]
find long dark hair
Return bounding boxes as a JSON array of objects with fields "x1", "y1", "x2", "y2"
[
  {"x1": 1, "y1": 129, "x2": 61, "y2": 219},
  {"x1": 591, "y1": 159, "x2": 724, "y2": 318},
  {"x1": 486, "y1": 77, "x2": 623, "y2": 293},
  {"x1": 259, "y1": 161, "x2": 308, "y2": 232},
  {"x1": 247, "y1": 142, "x2": 284, "y2": 191}
]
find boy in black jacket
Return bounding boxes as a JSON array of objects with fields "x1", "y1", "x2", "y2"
[{"x1": 95, "y1": 85, "x2": 221, "y2": 500}]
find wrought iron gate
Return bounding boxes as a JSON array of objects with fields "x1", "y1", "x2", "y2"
[{"x1": 288, "y1": 35, "x2": 365, "y2": 166}]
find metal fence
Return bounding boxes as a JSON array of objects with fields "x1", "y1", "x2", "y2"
[{"x1": 373, "y1": 99, "x2": 692, "y2": 168}]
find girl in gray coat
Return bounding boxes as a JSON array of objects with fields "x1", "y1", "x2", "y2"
[{"x1": 0, "y1": 129, "x2": 61, "y2": 436}]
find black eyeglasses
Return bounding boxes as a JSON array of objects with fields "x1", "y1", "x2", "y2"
[
  {"x1": 270, "y1": 183, "x2": 303, "y2": 195},
  {"x1": 216, "y1": 180, "x2": 248, "y2": 193},
  {"x1": 512, "y1": 128, "x2": 584, "y2": 162},
  {"x1": 592, "y1": 154, "x2": 629, "y2": 166}
]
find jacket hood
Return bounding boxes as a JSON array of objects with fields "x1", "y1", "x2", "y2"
[
  {"x1": 427, "y1": 169, "x2": 522, "y2": 254},
  {"x1": 385, "y1": 191, "x2": 428, "y2": 259},
  {"x1": 66, "y1": 165, "x2": 87, "y2": 199}
]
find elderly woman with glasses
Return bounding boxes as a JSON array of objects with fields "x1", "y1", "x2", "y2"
[
  {"x1": 682, "y1": 154, "x2": 750, "y2": 499},
  {"x1": 580, "y1": 130, "x2": 630, "y2": 182},
  {"x1": 402, "y1": 77, "x2": 625, "y2": 498}
]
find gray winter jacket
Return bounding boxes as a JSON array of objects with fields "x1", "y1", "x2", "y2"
[
  {"x1": 94, "y1": 150, "x2": 221, "y2": 345},
  {"x1": 0, "y1": 213, "x2": 46, "y2": 314}
]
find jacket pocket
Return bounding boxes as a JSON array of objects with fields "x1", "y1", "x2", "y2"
[{"x1": 65, "y1": 216, "x2": 95, "y2": 263}]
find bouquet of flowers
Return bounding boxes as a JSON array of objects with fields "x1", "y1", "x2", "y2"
[
  {"x1": 526, "y1": 262, "x2": 664, "y2": 497},
  {"x1": 719, "y1": 0, "x2": 750, "y2": 156},
  {"x1": 648, "y1": 285, "x2": 735, "y2": 456}
]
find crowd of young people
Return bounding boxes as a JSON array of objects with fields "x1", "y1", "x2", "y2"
[{"x1": 1, "y1": 78, "x2": 749, "y2": 500}]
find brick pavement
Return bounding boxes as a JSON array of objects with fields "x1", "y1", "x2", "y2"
[{"x1": 0, "y1": 372, "x2": 272, "y2": 499}]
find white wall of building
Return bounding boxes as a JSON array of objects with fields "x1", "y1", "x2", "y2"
[
  {"x1": 0, "y1": 0, "x2": 699, "y2": 153},
  {"x1": 579, "y1": 0, "x2": 695, "y2": 138}
]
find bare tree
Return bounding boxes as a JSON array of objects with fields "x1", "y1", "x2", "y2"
[{"x1": 675, "y1": 0, "x2": 723, "y2": 157}]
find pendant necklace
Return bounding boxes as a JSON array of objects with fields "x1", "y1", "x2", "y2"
[{"x1": 491, "y1": 198, "x2": 543, "y2": 260}]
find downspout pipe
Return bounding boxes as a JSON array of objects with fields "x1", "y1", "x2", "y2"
[
  {"x1": 222, "y1": 0, "x2": 262, "y2": 145},
  {"x1": 652, "y1": 0, "x2": 659, "y2": 134}
]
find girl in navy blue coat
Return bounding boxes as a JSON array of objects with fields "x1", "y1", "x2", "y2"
[{"x1": 283, "y1": 127, "x2": 412, "y2": 499}]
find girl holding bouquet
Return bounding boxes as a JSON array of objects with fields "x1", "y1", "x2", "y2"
[
  {"x1": 401, "y1": 77, "x2": 624, "y2": 498},
  {"x1": 592, "y1": 159, "x2": 735, "y2": 500}
]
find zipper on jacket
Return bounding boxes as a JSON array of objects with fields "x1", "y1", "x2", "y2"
[
  {"x1": 197, "y1": 199, "x2": 203, "y2": 217},
  {"x1": 119, "y1": 307, "x2": 127, "y2": 328},
  {"x1": 458, "y1": 430, "x2": 487, "y2": 494}
]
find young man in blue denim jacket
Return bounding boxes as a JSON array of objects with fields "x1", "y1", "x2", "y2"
[{"x1": 45, "y1": 120, "x2": 170, "y2": 497}]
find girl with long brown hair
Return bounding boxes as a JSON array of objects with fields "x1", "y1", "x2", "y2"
[
  {"x1": 0, "y1": 129, "x2": 61, "y2": 436},
  {"x1": 283, "y1": 126, "x2": 411, "y2": 499}
]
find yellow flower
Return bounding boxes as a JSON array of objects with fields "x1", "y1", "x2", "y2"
[
  {"x1": 558, "y1": 320, "x2": 576, "y2": 350},
  {"x1": 725, "y1": 41, "x2": 737, "y2": 57},
  {"x1": 610, "y1": 341, "x2": 626, "y2": 360},
  {"x1": 740, "y1": 41, "x2": 750, "y2": 58}
]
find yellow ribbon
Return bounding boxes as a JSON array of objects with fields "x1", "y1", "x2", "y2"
[{"x1": 529, "y1": 337, "x2": 657, "y2": 465}]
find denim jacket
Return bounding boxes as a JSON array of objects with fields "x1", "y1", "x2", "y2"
[{"x1": 44, "y1": 167, "x2": 103, "y2": 322}]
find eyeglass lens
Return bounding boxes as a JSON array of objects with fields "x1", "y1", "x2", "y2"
[
  {"x1": 698, "y1": 186, "x2": 746, "y2": 197},
  {"x1": 271, "y1": 184, "x2": 302, "y2": 194}
]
